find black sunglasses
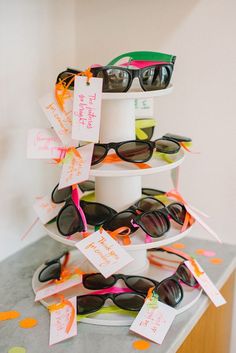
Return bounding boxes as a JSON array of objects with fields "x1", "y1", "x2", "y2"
[
  {"x1": 51, "y1": 180, "x2": 95, "y2": 204},
  {"x1": 38, "y1": 252, "x2": 69, "y2": 282},
  {"x1": 103, "y1": 197, "x2": 187, "y2": 238},
  {"x1": 56, "y1": 198, "x2": 116, "y2": 236},
  {"x1": 92, "y1": 138, "x2": 180, "y2": 166},
  {"x1": 57, "y1": 63, "x2": 174, "y2": 93}
]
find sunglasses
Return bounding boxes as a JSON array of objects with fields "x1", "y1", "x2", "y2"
[
  {"x1": 56, "y1": 63, "x2": 173, "y2": 93},
  {"x1": 103, "y1": 197, "x2": 187, "y2": 238},
  {"x1": 77, "y1": 292, "x2": 146, "y2": 315},
  {"x1": 38, "y1": 252, "x2": 69, "y2": 282},
  {"x1": 51, "y1": 180, "x2": 95, "y2": 204},
  {"x1": 57, "y1": 198, "x2": 116, "y2": 236},
  {"x1": 92, "y1": 138, "x2": 180, "y2": 166}
]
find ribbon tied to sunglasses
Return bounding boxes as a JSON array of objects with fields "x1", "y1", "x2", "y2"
[{"x1": 166, "y1": 189, "x2": 222, "y2": 243}]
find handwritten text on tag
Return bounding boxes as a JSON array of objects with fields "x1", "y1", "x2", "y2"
[
  {"x1": 130, "y1": 299, "x2": 176, "y2": 344},
  {"x1": 49, "y1": 296, "x2": 77, "y2": 345},
  {"x1": 35, "y1": 275, "x2": 82, "y2": 301},
  {"x1": 72, "y1": 76, "x2": 103, "y2": 142},
  {"x1": 39, "y1": 92, "x2": 76, "y2": 146},
  {"x1": 27, "y1": 128, "x2": 63, "y2": 159},
  {"x1": 185, "y1": 260, "x2": 226, "y2": 307},
  {"x1": 75, "y1": 229, "x2": 133, "y2": 278},
  {"x1": 59, "y1": 143, "x2": 94, "y2": 189},
  {"x1": 33, "y1": 195, "x2": 63, "y2": 224}
]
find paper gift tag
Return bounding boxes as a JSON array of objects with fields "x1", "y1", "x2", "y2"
[
  {"x1": 72, "y1": 76, "x2": 103, "y2": 142},
  {"x1": 130, "y1": 299, "x2": 176, "y2": 344},
  {"x1": 35, "y1": 275, "x2": 82, "y2": 301},
  {"x1": 33, "y1": 195, "x2": 63, "y2": 224},
  {"x1": 185, "y1": 260, "x2": 226, "y2": 307},
  {"x1": 75, "y1": 229, "x2": 133, "y2": 278},
  {"x1": 39, "y1": 92, "x2": 76, "y2": 146},
  {"x1": 135, "y1": 98, "x2": 153, "y2": 117},
  {"x1": 49, "y1": 296, "x2": 77, "y2": 345},
  {"x1": 59, "y1": 143, "x2": 94, "y2": 189},
  {"x1": 27, "y1": 128, "x2": 64, "y2": 159}
]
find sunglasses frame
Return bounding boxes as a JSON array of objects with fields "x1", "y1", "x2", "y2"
[
  {"x1": 38, "y1": 251, "x2": 69, "y2": 282},
  {"x1": 77, "y1": 292, "x2": 146, "y2": 315},
  {"x1": 83, "y1": 273, "x2": 159, "y2": 294},
  {"x1": 92, "y1": 138, "x2": 180, "y2": 166}
]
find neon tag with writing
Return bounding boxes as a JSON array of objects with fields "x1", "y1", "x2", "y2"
[
  {"x1": 49, "y1": 296, "x2": 77, "y2": 345},
  {"x1": 72, "y1": 76, "x2": 103, "y2": 142},
  {"x1": 75, "y1": 229, "x2": 133, "y2": 278},
  {"x1": 185, "y1": 260, "x2": 226, "y2": 307},
  {"x1": 27, "y1": 128, "x2": 63, "y2": 159},
  {"x1": 59, "y1": 143, "x2": 94, "y2": 190},
  {"x1": 39, "y1": 92, "x2": 77, "y2": 146},
  {"x1": 130, "y1": 300, "x2": 176, "y2": 344},
  {"x1": 33, "y1": 195, "x2": 63, "y2": 224}
]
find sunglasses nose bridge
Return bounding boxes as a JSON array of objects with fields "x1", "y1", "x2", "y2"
[{"x1": 107, "y1": 142, "x2": 117, "y2": 150}]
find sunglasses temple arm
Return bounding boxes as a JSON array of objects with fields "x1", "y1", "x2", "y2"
[
  {"x1": 72, "y1": 184, "x2": 88, "y2": 231},
  {"x1": 62, "y1": 252, "x2": 70, "y2": 269}
]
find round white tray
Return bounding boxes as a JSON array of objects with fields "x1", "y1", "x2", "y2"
[
  {"x1": 32, "y1": 250, "x2": 202, "y2": 326},
  {"x1": 44, "y1": 218, "x2": 194, "y2": 250},
  {"x1": 102, "y1": 85, "x2": 173, "y2": 100},
  {"x1": 90, "y1": 150, "x2": 184, "y2": 177}
]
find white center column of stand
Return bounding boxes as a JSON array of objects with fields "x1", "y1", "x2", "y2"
[{"x1": 95, "y1": 98, "x2": 148, "y2": 274}]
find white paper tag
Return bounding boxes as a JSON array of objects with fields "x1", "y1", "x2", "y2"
[
  {"x1": 72, "y1": 76, "x2": 103, "y2": 142},
  {"x1": 130, "y1": 299, "x2": 176, "y2": 344},
  {"x1": 185, "y1": 260, "x2": 226, "y2": 307},
  {"x1": 27, "y1": 128, "x2": 63, "y2": 159},
  {"x1": 58, "y1": 143, "x2": 94, "y2": 189},
  {"x1": 33, "y1": 195, "x2": 63, "y2": 224},
  {"x1": 49, "y1": 296, "x2": 77, "y2": 345},
  {"x1": 35, "y1": 275, "x2": 82, "y2": 301},
  {"x1": 135, "y1": 98, "x2": 153, "y2": 117},
  {"x1": 39, "y1": 92, "x2": 76, "y2": 146},
  {"x1": 75, "y1": 229, "x2": 133, "y2": 278}
]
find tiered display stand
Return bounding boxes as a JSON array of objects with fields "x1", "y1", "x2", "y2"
[{"x1": 32, "y1": 85, "x2": 202, "y2": 326}]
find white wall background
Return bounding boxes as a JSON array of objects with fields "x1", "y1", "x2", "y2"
[{"x1": 0, "y1": 0, "x2": 235, "y2": 351}]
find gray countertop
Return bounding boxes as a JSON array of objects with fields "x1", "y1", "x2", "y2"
[{"x1": 0, "y1": 236, "x2": 235, "y2": 353}]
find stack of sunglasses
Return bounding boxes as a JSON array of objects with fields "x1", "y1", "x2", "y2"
[
  {"x1": 51, "y1": 182, "x2": 188, "y2": 239},
  {"x1": 38, "y1": 250, "x2": 198, "y2": 315}
]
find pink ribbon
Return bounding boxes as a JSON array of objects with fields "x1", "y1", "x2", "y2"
[
  {"x1": 166, "y1": 189, "x2": 222, "y2": 243},
  {"x1": 72, "y1": 184, "x2": 88, "y2": 232},
  {"x1": 89, "y1": 286, "x2": 133, "y2": 295}
]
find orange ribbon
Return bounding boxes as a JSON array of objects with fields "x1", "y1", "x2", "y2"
[
  {"x1": 189, "y1": 258, "x2": 204, "y2": 277},
  {"x1": 55, "y1": 68, "x2": 93, "y2": 112},
  {"x1": 48, "y1": 294, "x2": 75, "y2": 334},
  {"x1": 53, "y1": 146, "x2": 81, "y2": 165},
  {"x1": 103, "y1": 154, "x2": 151, "y2": 169}
]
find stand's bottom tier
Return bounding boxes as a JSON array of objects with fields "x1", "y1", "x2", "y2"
[{"x1": 32, "y1": 250, "x2": 202, "y2": 327}]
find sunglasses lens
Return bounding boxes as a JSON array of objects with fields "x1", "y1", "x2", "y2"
[
  {"x1": 82, "y1": 202, "x2": 115, "y2": 226},
  {"x1": 97, "y1": 69, "x2": 130, "y2": 92},
  {"x1": 157, "y1": 279, "x2": 183, "y2": 307},
  {"x1": 92, "y1": 145, "x2": 107, "y2": 165},
  {"x1": 38, "y1": 263, "x2": 61, "y2": 282},
  {"x1": 52, "y1": 185, "x2": 71, "y2": 203},
  {"x1": 117, "y1": 141, "x2": 152, "y2": 162},
  {"x1": 57, "y1": 204, "x2": 83, "y2": 236},
  {"x1": 155, "y1": 139, "x2": 180, "y2": 154},
  {"x1": 103, "y1": 211, "x2": 136, "y2": 233},
  {"x1": 114, "y1": 293, "x2": 145, "y2": 311},
  {"x1": 126, "y1": 276, "x2": 156, "y2": 294},
  {"x1": 167, "y1": 203, "x2": 186, "y2": 225},
  {"x1": 79, "y1": 180, "x2": 95, "y2": 193},
  {"x1": 136, "y1": 197, "x2": 164, "y2": 212},
  {"x1": 140, "y1": 211, "x2": 169, "y2": 237},
  {"x1": 83, "y1": 274, "x2": 116, "y2": 289},
  {"x1": 77, "y1": 295, "x2": 104, "y2": 315},
  {"x1": 141, "y1": 66, "x2": 170, "y2": 91},
  {"x1": 176, "y1": 264, "x2": 197, "y2": 286}
]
